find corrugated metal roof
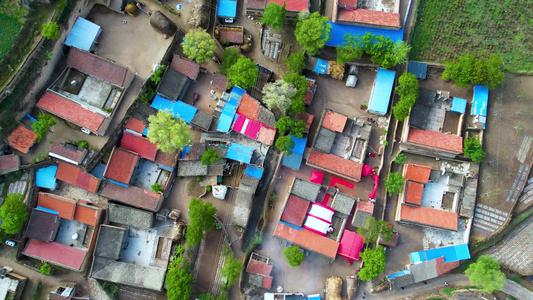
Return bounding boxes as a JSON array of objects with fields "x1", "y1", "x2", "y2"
[
  {"x1": 230, "y1": 86, "x2": 246, "y2": 99},
  {"x1": 368, "y1": 68, "x2": 396, "y2": 115},
  {"x1": 64, "y1": 17, "x2": 101, "y2": 51},
  {"x1": 36, "y1": 165, "x2": 58, "y2": 189},
  {"x1": 151, "y1": 95, "x2": 198, "y2": 124},
  {"x1": 451, "y1": 97, "x2": 467, "y2": 114},
  {"x1": 217, "y1": 102, "x2": 238, "y2": 132},
  {"x1": 471, "y1": 85, "x2": 488, "y2": 116},
  {"x1": 288, "y1": 135, "x2": 307, "y2": 155},
  {"x1": 244, "y1": 166, "x2": 264, "y2": 179},
  {"x1": 314, "y1": 58, "x2": 329, "y2": 74},
  {"x1": 226, "y1": 142, "x2": 253, "y2": 164},
  {"x1": 407, "y1": 61, "x2": 427, "y2": 79},
  {"x1": 410, "y1": 244, "x2": 470, "y2": 263},
  {"x1": 217, "y1": 0, "x2": 237, "y2": 17},
  {"x1": 281, "y1": 153, "x2": 304, "y2": 170},
  {"x1": 326, "y1": 22, "x2": 404, "y2": 47}
]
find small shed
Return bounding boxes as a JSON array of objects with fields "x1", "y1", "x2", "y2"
[
  {"x1": 407, "y1": 61, "x2": 427, "y2": 79},
  {"x1": 65, "y1": 17, "x2": 102, "y2": 51},
  {"x1": 338, "y1": 230, "x2": 364, "y2": 261},
  {"x1": 368, "y1": 68, "x2": 396, "y2": 116},
  {"x1": 217, "y1": 0, "x2": 237, "y2": 18},
  {"x1": 36, "y1": 165, "x2": 58, "y2": 190},
  {"x1": 471, "y1": 85, "x2": 489, "y2": 129},
  {"x1": 226, "y1": 142, "x2": 253, "y2": 164},
  {"x1": 451, "y1": 97, "x2": 467, "y2": 114}
]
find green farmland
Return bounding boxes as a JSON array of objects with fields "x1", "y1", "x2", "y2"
[
  {"x1": 0, "y1": 14, "x2": 19, "y2": 60},
  {"x1": 411, "y1": 0, "x2": 533, "y2": 73}
]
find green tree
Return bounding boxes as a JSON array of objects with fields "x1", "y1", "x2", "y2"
[
  {"x1": 276, "y1": 135, "x2": 294, "y2": 154},
  {"x1": 0, "y1": 193, "x2": 28, "y2": 235},
  {"x1": 199, "y1": 294, "x2": 215, "y2": 300},
  {"x1": 381, "y1": 41, "x2": 411, "y2": 69},
  {"x1": 220, "y1": 48, "x2": 240, "y2": 74},
  {"x1": 294, "y1": 12, "x2": 331, "y2": 55},
  {"x1": 392, "y1": 101, "x2": 411, "y2": 121},
  {"x1": 284, "y1": 246, "x2": 305, "y2": 266},
  {"x1": 283, "y1": 73, "x2": 308, "y2": 115},
  {"x1": 336, "y1": 34, "x2": 364, "y2": 64},
  {"x1": 182, "y1": 29, "x2": 216, "y2": 63},
  {"x1": 150, "y1": 183, "x2": 164, "y2": 193},
  {"x1": 394, "y1": 153, "x2": 406, "y2": 164},
  {"x1": 357, "y1": 217, "x2": 392, "y2": 244},
  {"x1": 42, "y1": 21, "x2": 60, "y2": 40},
  {"x1": 186, "y1": 198, "x2": 217, "y2": 246},
  {"x1": 150, "y1": 65, "x2": 167, "y2": 84},
  {"x1": 359, "y1": 246, "x2": 386, "y2": 280},
  {"x1": 31, "y1": 113, "x2": 56, "y2": 143},
  {"x1": 442, "y1": 54, "x2": 475, "y2": 88},
  {"x1": 465, "y1": 255, "x2": 505, "y2": 293},
  {"x1": 285, "y1": 51, "x2": 306, "y2": 74},
  {"x1": 260, "y1": 2, "x2": 287, "y2": 30},
  {"x1": 166, "y1": 260, "x2": 193, "y2": 300},
  {"x1": 262, "y1": 80, "x2": 297, "y2": 114},
  {"x1": 275, "y1": 116, "x2": 293, "y2": 136},
  {"x1": 384, "y1": 172, "x2": 404, "y2": 196},
  {"x1": 291, "y1": 120, "x2": 306, "y2": 138},
  {"x1": 147, "y1": 110, "x2": 192, "y2": 152},
  {"x1": 482, "y1": 54, "x2": 505, "y2": 90},
  {"x1": 40, "y1": 264, "x2": 51, "y2": 275},
  {"x1": 227, "y1": 57, "x2": 258, "y2": 89},
  {"x1": 221, "y1": 252, "x2": 242, "y2": 288},
  {"x1": 392, "y1": 72, "x2": 419, "y2": 121},
  {"x1": 464, "y1": 137, "x2": 486, "y2": 163},
  {"x1": 201, "y1": 148, "x2": 221, "y2": 166},
  {"x1": 442, "y1": 54, "x2": 505, "y2": 89}
]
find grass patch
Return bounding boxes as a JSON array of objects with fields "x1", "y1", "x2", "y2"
[
  {"x1": 442, "y1": 286, "x2": 476, "y2": 297},
  {"x1": 411, "y1": 0, "x2": 533, "y2": 72},
  {"x1": 0, "y1": 14, "x2": 20, "y2": 60}
]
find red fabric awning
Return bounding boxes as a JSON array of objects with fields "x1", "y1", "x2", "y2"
[{"x1": 338, "y1": 230, "x2": 364, "y2": 261}]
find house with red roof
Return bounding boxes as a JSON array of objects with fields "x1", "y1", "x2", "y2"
[
  {"x1": 7, "y1": 124, "x2": 37, "y2": 154},
  {"x1": 169, "y1": 54, "x2": 200, "y2": 81},
  {"x1": 23, "y1": 192, "x2": 103, "y2": 271},
  {"x1": 233, "y1": 93, "x2": 277, "y2": 146},
  {"x1": 49, "y1": 142, "x2": 88, "y2": 165},
  {"x1": 246, "y1": 252, "x2": 274, "y2": 289},
  {"x1": 55, "y1": 162, "x2": 101, "y2": 193},
  {"x1": 0, "y1": 154, "x2": 20, "y2": 176},
  {"x1": 245, "y1": 0, "x2": 309, "y2": 18},
  {"x1": 36, "y1": 48, "x2": 134, "y2": 136},
  {"x1": 332, "y1": 0, "x2": 401, "y2": 29}
]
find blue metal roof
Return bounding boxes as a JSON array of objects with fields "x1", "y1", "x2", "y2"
[
  {"x1": 471, "y1": 85, "x2": 489, "y2": 116},
  {"x1": 65, "y1": 17, "x2": 101, "y2": 51},
  {"x1": 217, "y1": 0, "x2": 237, "y2": 18},
  {"x1": 226, "y1": 142, "x2": 253, "y2": 164},
  {"x1": 308, "y1": 295, "x2": 321, "y2": 300},
  {"x1": 151, "y1": 95, "x2": 198, "y2": 124},
  {"x1": 36, "y1": 206, "x2": 59, "y2": 215},
  {"x1": 326, "y1": 22, "x2": 404, "y2": 47},
  {"x1": 451, "y1": 98, "x2": 467, "y2": 114},
  {"x1": 244, "y1": 166, "x2": 264, "y2": 179},
  {"x1": 181, "y1": 145, "x2": 190, "y2": 159},
  {"x1": 110, "y1": 179, "x2": 129, "y2": 188},
  {"x1": 407, "y1": 61, "x2": 427, "y2": 79},
  {"x1": 279, "y1": 220, "x2": 302, "y2": 230},
  {"x1": 288, "y1": 135, "x2": 307, "y2": 155},
  {"x1": 386, "y1": 269, "x2": 411, "y2": 279},
  {"x1": 142, "y1": 127, "x2": 149, "y2": 136},
  {"x1": 230, "y1": 86, "x2": 246, "y2": 99},
  {"x1": 36, "y1": 165, "x2": 58, "y2": 189},
  {"x1": 368, "y1": 68, "x2": 396, "y2": 115},
  {"x1": 410, "y1": 244, "x2": 471, "y2": 264},
  {"x1": 281, "y1": 153, "x2": 304, "y2": 170},
  {"x1": 314, "y1": 58, "x2": 329, "y2": 74},
  {"x1": 217, "y1": 101, "x2": 239, "y2": 132}
]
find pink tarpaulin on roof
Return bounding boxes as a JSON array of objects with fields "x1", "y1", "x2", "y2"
[
  {"x1": 310, "y1": 171, "x2": 324, "y2": 184},
  {"x1": 338, "y1": 230, "x2": 364, "y2": 261},
  {"x1": 244, "y1": 119, "x2": 261, "y2": 139},
  {"x1": 232, "y1": 114, "x2": 246, "y2": 132}
]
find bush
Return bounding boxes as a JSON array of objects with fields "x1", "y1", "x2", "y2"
[
  {"x1": 384, "y1": 172, "x2": 404, "y2": 196},
  {"x1": 151, "y1": 183, "x2": 164, "y2": 193},
  {"x1": 140, "y1": 87, "x2": 156, "y2": 104},
  {"x1": 206, "y1": 185, "x2": 212, "y2": 192},
  {"x1": 77, "y1": 140, "x2": 88, "y2": 149},
  {"x1": 42, "y1": 21, "x2": 60, "y2": 40},
  {"x1": 284, "y1": 246, "x2": 305, "y2": 266},
  {"x1": 40, "y1": 264, "x2": 51, "y2": 275},
  {"x1": 464, "y1": 137, "x2": 486, "y2": 163},
  {"x1": 150, "y1": 65, "x2": 167, "y2": 84},
  {"x1": 394, "y1": 153, "x2": 406, "y2": 164},
  {"x1": 201, "y1": 148, "x2": 221, "y2": 166}
]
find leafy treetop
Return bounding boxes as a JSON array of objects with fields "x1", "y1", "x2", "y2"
[
  {"x1": 182, "y1": 30, "x2": 216, "y2": 63},
  {"x1": 227, "y1": 57, "x2": 259, "y2": 89},
  {"x1": 282, "y1": 72, "x2": 308, "y2": 115},
  {"x1": 359, "y1": 246, "x2": 386, "y2": 280},
  {"x1": 357, "y1": 216, "x2": 393, "y2": 244},
  {"x1": 147, "y1": 110, "x2": 192, "y2": 152},
  {"x1": 0, "y1": 193, "x2": 28, "y2": 235},
  {"x1": 284, "y1": 246, "x2": 305, "y2": 267},
  {"x1": 186, "y1": 198, "x2": 217, "y2": 246},
  {"x1": 392, "y1": 72, "x2": 419, "y2": 121},
  {"x1": 275, "y1": 116, "x2": 306, "y2": 138},
  {"x1": 285, "y1": 51, "x2": 306, "y2": 74},
  {"x1": 465, "y1": 255, "x2": 505, "y2": 293},
  {"x1": 262, "y1": 80, "x2": 297, "y2": 115},
  {"x1": 166, "y1": 246, "x2": 193, "y2": 300},
  {"x1": 42, "y1": 21, "x2": 60, "y2": 40},
  {"x1": 275, "y1": 135, "x2": 295, "y2": 154},
  {"x1": 294, "y1": 12, "x2": 331, "y2": 55},
  {"x1": 384, "y1": 172, "x2": 404, "y2": 196},
  {"x1": 150, "y1": 65, "x2": 167, "y2": 84},
  {"x1": 336, "y1": 34, "x2": 364, "y2": 64},
  {"x1": 201, "y1": 148, "x2": 221, "y2": 166},
  {"x1": 32, "y1": 113, "x2": 56, "y2": 143},
  {"x1": 260, "y1": 2, "x2": 287, "y2": 30},
  {"x1": 463, "y1": 137, "x2": 486, "y2": 163},
  {"x1": 220, "y1": 48, "x2": 240, "y2": 74},
  {"x1": 221, "y1": 252, "x2": 242, "y2": 288},
  {"x1": 442, "y1": 54, "x2": 504, "y2": 90}
]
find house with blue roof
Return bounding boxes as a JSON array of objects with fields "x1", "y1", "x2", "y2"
[
  {"x1": 217, "y1": 0, "x2": 238, "y2": 21},
  {"x1": 368, "y1": 68, "x2": 396, "y2": 116},
  {"x1": 470, "y1": 85, "x2": 489, "y2": 129},
  {"x1": 36, "y1": 165, "x2": 58, "y2": 190},
  {"x1": 65, "y1": 17, "x2": 102, "y2": 52},
  {"x1": 151, "y1": 95, "x2": 213, "y2": 131},
  {"x1": 281, "y1": 135, "x2": 308, "y2": 170}
]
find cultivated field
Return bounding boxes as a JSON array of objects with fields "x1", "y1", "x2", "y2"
[
  {"x1": 411, "y1": 0, "x2": 533, "y2": 72},
  {"x1": 0, "y1": 14, "x2": 20, "y2": 60}
]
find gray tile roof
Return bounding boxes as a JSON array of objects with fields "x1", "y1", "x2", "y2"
[
  {"x1": 460, "y1": 178, "x2": 477, "y2": 218},
  {"x1": 409, "y1": 259, "x2": 438, "y2": 282},
  {"x1": 314, "y1": 127, "x2": 336, "y2": 154},
  {"x1": 241, "y1": 174, "x2": 260, "y2": 189},
  {"x1": 177, "y1": 160, "x2": 208, "y2": 176},
  {"x1": 232, "y1": 189, "x2": 255, "y2": 228},
  {"x1": 191, "y1": 110, "x2": 214, "y2": 131},
  {"x1": 156, "y1": 68, "x2": 190, "y2": 100},
  {"x1": 331, "y1": 193, "x2": 356, "y2": 216},
  {"x1": 108, "y1": 203, "x2": 154, "y2": 230},
  {"x1": 94, "y1": 225, "x2": 126, "y2": 260},
  {"x1": 352, "y1": 210, "x2": 372, "y2": 227},
  {"x1": 388, "y1": 271, "x2": 415, "y2": 290},
  {"x1": 90, "y1": 257, "x2": 167, "y2": 291},
  {"x1": 291, "y1": 178, "x2": 321, "y2": 202},
  {"x1": 257, "y1": 107, "x2": 276, "y2": 128}
]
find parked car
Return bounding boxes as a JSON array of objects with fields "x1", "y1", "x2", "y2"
[
  {"x1": 5, "y1": 240, "x2": 15, "y2": 247},
  {"x1": 192, "y1": 93, "x2": 199, "y2": 105}
]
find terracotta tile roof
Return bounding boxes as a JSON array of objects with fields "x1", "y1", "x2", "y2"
[
  {"x1": 55, "y1": 162, "x2": 100, "y2": 193},
  {"x1": 305, "y1": 79, "x2": 316, "y2": 105},
  {"x1": 37, "y1": 92, "x2": 106, "y2": 132},
  {"x1": 357, "y1": 201, "x2": 374, "y2": 214},
  {"x1": 322, "y1": 110, "x2": 347, "y2": 132},
  {"x1": 405, "y1": 181, "x2": 424, "y2": 205},
  {"x1": 49, "y1": 142, "x2": 87, "y2": 165},
  {"x1": 339, "y1": 0, "x2": 357, "y2": 7},
  {"x1": 405, "y1": 163, "x2": 432, "y2": 183},
  {"x1": 104, "y1": 147, "x2": 139, "y2": 184},
  {"x1": 274, "y1": 221, "x2": 339, "y2": 259},
  {"x1": 218, "y1": 27, "x2": 244, "y2": 44},
  {"x1": 305, "y1": 91, "x2": 315, "y2": 105},
  {"x1": 237, "y1": 94, "x2": 261, "y2": 121},
  {"x1": 307, "y1": 149, "x2": 363, "y2": 182},
  {"x1": 7, "y1": 124, "x2": 37, "y2": 154},
  {"x1": 212, "y1": 73, "x2": 229, "y2": 90},
  {"x1": 281, "y1": 195, "x2": 311, "y2": 227},
  {"x1": 74, "y1": 204, "x2": 101, "y2": 227},
  {"x1": 400, "y1": 204, "x2": 458, "y2": 231},
  {"x1": 379, "y1": 232, "x2": 399, "y2": 247},
  {"x1": 263, "y1": 276, "x2": 273, "y2": 289},
  {"x1": 154, "y1": 150, "x2": 178, "y2": 169},
  {"x1": 67, "y1": 47, "x2": 129, "y2": 86},
  {"x1": 24, "y1": 239, "x2": 87, "y2": 270},
  {"x1": 247, "y1": 0, "x2": 265, "y2": 9},
  {"x1": 435, "y1": 256, "x2": 460, "y2": 275},
  {"x1": 246, "y1": 258, "x2": 273, "y2": 276},
  {"x1": 257, "y1": 126, "x2": 276, "y2": 145},
  {"x1": 100, "y1": 181, "x2": 162, "y2": 212},
  {"x1": 124, "y1": 118, "x2": 145, "y2": 134},
  {"x1": 295, "y1": 112, "x2": 314, "y2": 132},
  {"x1": 0, "y1": 154, "x2": 20, "y2": 174},
  {"x1": 406, "y1": 128, "x2": 463, "y2": 154},
  {"x1": 337, "y1": 8, "x2": 401, "y2": 28},
  {"x1": 267, "y1": 0, "x2": 308, "y2": 11},
  {"x1": 170, "y1": 54, "x2": 200, "y2": 81},
  {"x1": 120, "y1": 131, "x2": 158, "y2": 161},
  {"x1": 37, "y1": 192, "x2": 76, "y2": 220}
]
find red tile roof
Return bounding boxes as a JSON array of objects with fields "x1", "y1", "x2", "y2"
[
  {"x1": 339, "y1": 0, "x2": 357, "y2": 7},
  {"x1": 99, "y1": 181, "x2": 162, "y2": 212},
  {"x1": 295, "y1": 112, "x2": 314, "y2": 132},
  {"x1": 120, "y1": 131, "x2": 158, "y2": 161},
  {"x1": 218, "y1": 27, "x2": 244, "y2": 44},
  {"x1": 25, "y1": 239, "x2": 87, "y2": 270},
  {"x1": 356, "y1": 201, "x2": 374, "y2": 214},
  {"x1": 322, "y1": 110, "x2": 347, "y2": 132},
  {"x1": 406, "y1": 128, "x2": 463, "y2": 154},
  {"x1": 435, "y1": 256, "x2": 460, "y2": 275},
  {"x1": 74, "y1": 204, "x2": 101, "y2": 227},
  {"x1": 37, "y1": 92, "x2": 106, "y2": 132},
  {"x1": 247, "y1": 0, "x2": 265, "y2": 9},
  {"x1": 154, "y1": 150, "x2": 178, "y2": 169},
  {"x1": 400, "y1": 204, "x2": 458, "y2": 230},
  {"x1": 55, "y1": 162, "x2": 100, "y2": 193},
  {"x1": 7, "y1": 124, "x2": 37, "y2": 154},
  {"x1": 307, "y1": 149, "x2": 363, "y2": 182},
  {"x1": 267, "y1": 0, "x2": 308, "y2": 11},
  {"x1": 170, "y1": 54, "x2": 200, "y2": 81},
  {"x1": 405, "y1": 181, "x2": 424, "y2": 205},
  {"x1": 274, "y1": 221, "x2": 339, "y2": 259},
  {"x1": 38, "y1": 192, "x2": 76, "y2": 220},
  {"x1": 305, "y1": 79, "x2": 316, "y2": 105},
  {"x1": 49, "y1": 142, "x2": 87, "y2": 165},
  {"x1": 263, "y1": 276, "x2": 273, "y2": 289},
  {"x1": 104, "y1": 147, "x2": 139, "y2": 184},
  {"x1": 246, "y1": 258, "x2": 273, "y2": 276},
  {"x1": 0, "y1": 154, "x2": 20, "y2": 174},
  {"x1": 124, "y1": 118, "x2": 145, "y2": 134},
  {"x1": 337, "y1": 8, "x2": 401, "y2": 28},
  {"x1": 405, "y1": 163, "x2": 432, "y2": 183},
  {"x1": 281, "y1": 195, "x2": 311, "y2": 227},
  {"x1": 379, "y1": 232, "x2": 399, "y2": 247},
  {"x1": 212, "y1": 73, "x2": 229, "y2": 91},
  {"x1": 237, "y1": 94, "x2": 261, "y2": 121},
  {"x1": 67, "y1": 48, "x2": 129, "y2": 86}
]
